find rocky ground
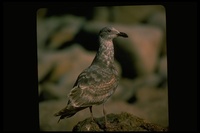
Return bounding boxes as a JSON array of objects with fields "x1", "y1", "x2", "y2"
[
  {"x1": 37, "y1": 5, "x2": 168, "y2": 131},
  {"x1": 73, "y1": 112, "x2": 168, "y2": 131}
]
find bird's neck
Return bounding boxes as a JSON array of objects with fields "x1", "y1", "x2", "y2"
[{"x1": 92, "y1": 37, "x2": 115, "y2": 67}]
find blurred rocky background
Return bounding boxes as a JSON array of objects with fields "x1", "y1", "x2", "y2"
[{"x1": 37, "y1": 5, "x2": 168, "y2": 131}]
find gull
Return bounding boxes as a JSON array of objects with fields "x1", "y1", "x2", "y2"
[{"x1": 54, "y1": 26, "x2": 128, "y2": 126}]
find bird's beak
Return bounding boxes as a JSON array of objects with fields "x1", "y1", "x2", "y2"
[{"x1": 117, "y1": 32, "x2": 128, "y2": 38}]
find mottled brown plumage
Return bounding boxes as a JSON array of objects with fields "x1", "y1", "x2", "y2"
[{"x1": 54, "y1": 26, "x2": 128, "y2": 125}]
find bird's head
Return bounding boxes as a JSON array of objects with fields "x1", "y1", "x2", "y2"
[{"x1": 99, "y1": 26, "x2": 128, "y2": 40}]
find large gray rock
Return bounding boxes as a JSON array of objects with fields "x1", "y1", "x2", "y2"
[{"x1": 38, "y1": 45, "x2": 95, "y2": 100}]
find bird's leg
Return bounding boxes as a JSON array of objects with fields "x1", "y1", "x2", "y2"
[
  {"x1": 89, "y1": 106, "x2": 95, "y2": 122},
  {"x1": 103, "y1": 103, "x2": 108, "y2": 127}
]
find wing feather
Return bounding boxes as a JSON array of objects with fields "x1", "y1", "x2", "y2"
[{"x1": 68, "y1": 65, "x2": 119, "y2": 108}]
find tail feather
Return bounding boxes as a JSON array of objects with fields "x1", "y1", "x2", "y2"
[
  {"x1": 54, "y1": 107, "x2": 76, "y2": 123},
  {"x1": 57, "y1": 117, "x2": 61, "y2": 123},
  {"x1": 54, "y1": 106, "x2": 87, "y2": 123}
]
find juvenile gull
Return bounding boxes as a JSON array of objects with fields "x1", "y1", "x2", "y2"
[{"x1": 54, "y1": 26, "x2": 128, "y2": 126}]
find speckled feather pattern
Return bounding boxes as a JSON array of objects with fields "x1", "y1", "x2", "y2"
[{"x1": 54, "y1": 26, "x2": 128, "y2": 122}]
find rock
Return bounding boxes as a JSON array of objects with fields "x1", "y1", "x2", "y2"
[
  {"x1": 146, "y1": 11, "x2": 167, "y2": 56},
  {"x1": 92, "y1": 5, "x2": 165, "y2": 24},
  {"x1": 114, "y1": 74, "x2": 165, "y2": 103},
  {"x1": 37, "y1": 16, "x2": 62, "y2": 49},
  {"x1": 37, "y1": 15, "x2": 85, "y2": 49},
  {"x1": 113, "y1": 78, "x2": 138, "y2": 101},
  {"x1": 37, "y1": 55, "x2": 56, "y2": 83},
  {"x1": 47, "y1": 15, "x2": 85, "y2": 49},
  {"x1": 110, "y1": 5, "x2": 165, "y2": 24},
  {"x1": 39, "y1": 44, "x2": 94, "y2": 83},
  {"x1": 73, "y1": 112, "x2": 168, "y2": 131},
  {"x1": 116, "y1": 25, "x2": 163, "y2": 76},
  {"x1": 113, "y1": 74, "x2": 162, "y2": 102},
  {"x1": 147, "y1": 11, "x2": 166, "y2": 31},
  {"x1": 38, "y1": 45, "x2": 95, "y2": 100},
  {"x1": 37, "y1": 6, "x2": 166, "y2": 79}
]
